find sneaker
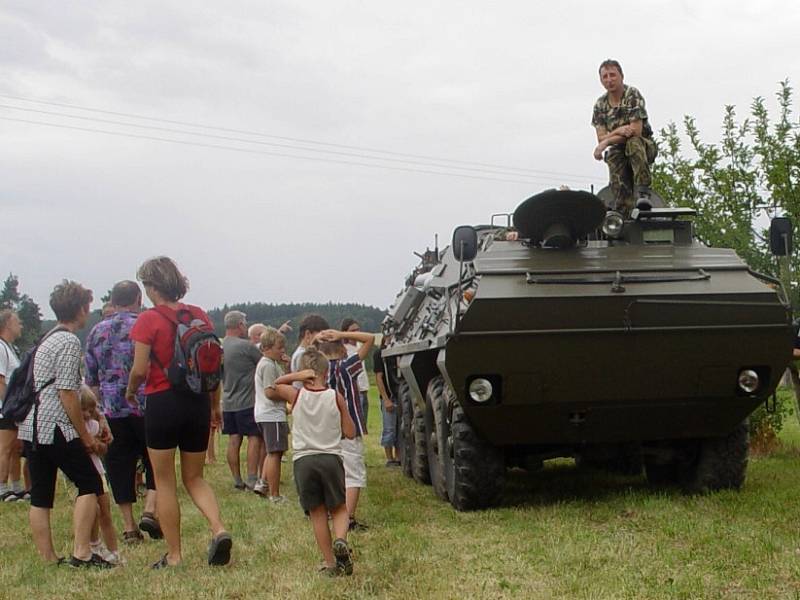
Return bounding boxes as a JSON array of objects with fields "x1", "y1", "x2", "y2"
[
  {"x1": 233, "y1": 482, "x2": 247, "y2": 491},
  {"x1": 90, "y1": 540, "x2": 112, "y2": 562},
  {"x1": 106, "y1": 551, "x2": 126, "y2": 566},
  {"x1": 139, "y1": 512, "x2": 163, "y2": 540},
  {"x1": 1, "y1": 490, "x2": 19, "y2": 503},
  {"x1": 253, "y1": 481, "x2": 269, "y2": 497},
  {"x1": 332, "y1": 538, "x2": 354, "y2": 576},
  {"x1": 268, "y1": 495, "x2": 287, "y2": 504},
  {"x1": 17, "y1": 490, "x2": 31, "y2": 501},
  {"x1": 67, "y1": 554, "x2": 115, "y2": 569},
  {"x1": 348, "y1": 518, "x2": 369, "y2": 532},
  {"x1": 385, "y1": 460, "x2": 401, "y2": 467}
]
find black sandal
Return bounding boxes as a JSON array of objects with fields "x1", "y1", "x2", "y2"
[
  {"x1": 207, "y1": 532, "x2": 232, "y2": 566},
  {"x1": 151, "y1": 553, "x2": 170, "y2": 570}
]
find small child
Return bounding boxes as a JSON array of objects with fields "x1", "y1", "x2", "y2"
[
  {"x1": 79, "y1": 386, "x2": 123, "y2": 565},
  {"x1": 314, "y1": 328, "x2": 374, "y2": 531},
  {"x1": 271, "y1": 348, "x2": 356, "y2": 575},
  {"x1": 253, "y1": 327, "x2": 290, "y2": 501}
]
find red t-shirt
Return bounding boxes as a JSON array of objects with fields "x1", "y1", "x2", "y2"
[{"x1": 129, "y1": 303, "x2": 212, "y2": 395}]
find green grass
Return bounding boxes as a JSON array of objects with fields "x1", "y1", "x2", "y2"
[{"x1": 2, "y1": 387, "x2": 800, "y2": 599}]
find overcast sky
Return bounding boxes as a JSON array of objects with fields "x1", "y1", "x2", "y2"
[{"x1": 1, "y1": 1, "x2": 799, "y2": 319}]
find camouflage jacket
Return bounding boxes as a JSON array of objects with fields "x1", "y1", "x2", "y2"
[{"x1": 591, "y1": 85, "x2": 653, "y2": 139}]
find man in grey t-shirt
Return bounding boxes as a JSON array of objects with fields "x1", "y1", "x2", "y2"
[{"x1": 221, "y1": 311, "x2": 263, "y2": 491}]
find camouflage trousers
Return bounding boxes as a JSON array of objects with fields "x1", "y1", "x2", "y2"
[{"x1": 605, "y1": 136, "x2": 657, "y2": 212}]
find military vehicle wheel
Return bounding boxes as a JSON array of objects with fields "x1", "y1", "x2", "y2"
[
  {"x1": 425, "y1": 376, "x2": 448, "y2": 501},
  {"x1": 412, "y1": 395, "x2": 431, "y2": 485},
  {"x1": 442, "y1": 398, "x2": 504, "y2": 511},
  {"x1": 396, "y1": 381, "x2": 414, "y2": 479},
  {"x1": 681, "y1": 421, "x2": 749, "y2": 493}
]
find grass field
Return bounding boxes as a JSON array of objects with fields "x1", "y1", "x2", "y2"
[{"x1": 2, "y1": 388, "x2": 800, "y2": 599}]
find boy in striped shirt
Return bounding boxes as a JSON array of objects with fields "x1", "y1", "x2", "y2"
[{"x1": 314, "y1": 328, "x2": 374, "y2": 531}]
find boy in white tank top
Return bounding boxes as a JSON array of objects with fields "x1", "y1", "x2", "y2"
[{"x1": 270, "y1": 348, "x2": 356, "y2": 576}]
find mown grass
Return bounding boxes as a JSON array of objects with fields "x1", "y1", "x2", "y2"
[{"x1": 1, "y1": 388, "x2": 799, "y2": 599}]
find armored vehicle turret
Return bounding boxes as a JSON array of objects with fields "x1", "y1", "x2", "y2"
[{"x1": 381, "y1": 189, "x2": 793, "y2": 511}]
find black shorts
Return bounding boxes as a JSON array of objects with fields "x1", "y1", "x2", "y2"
[
  {"x1": 0, "y1": 416, "x2": 18, "y2": 431},
  {"x1": 24, "y1": 428, "x2": 103, "y2": 509},
  {"x1": 293, "y1": 453, "x2": 346, "y2": 513},
  {"x1": 107, "y1": 415, "x2": 155, "y2": 504},
  {"x1": 145, "y1": 388, "x2": 210, "y2": 453},
  {"x1": 222, "y1": 408, "x2": 260, "y2": 437},
  {"x1": 258, "y1": 421, "x2": 289, "y2": 453}
]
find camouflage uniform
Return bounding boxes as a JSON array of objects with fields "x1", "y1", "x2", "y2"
[{"x1": 592, "y1": 85, "x2": 657, "y2": 212}]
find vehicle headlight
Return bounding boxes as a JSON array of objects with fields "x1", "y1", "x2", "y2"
[
  {"x1": 468, "y1": 378, "x2": 493, "y2": 403},
  {"x1": 737, "y1": 369, "x2": 759, "y2": 393},
  {"x1": 602, "y1": 211, "x2": 625, "y2": 238}
]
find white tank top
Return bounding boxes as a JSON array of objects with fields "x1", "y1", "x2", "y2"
[{"x1": 292, "y1": 386, "x2": 342, "y2": 461}]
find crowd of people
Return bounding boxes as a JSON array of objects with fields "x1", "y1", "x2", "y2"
[{"x1": 0, "y1": 255, "x2": 402, "y2": 577}]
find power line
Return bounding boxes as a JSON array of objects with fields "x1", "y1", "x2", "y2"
[
  {"x1": 0, "y1": 103, "x2": 596, "y2": 182},
  {"x1": 0, "y1": 116, "x2": 594, "y2": 187},
  {"x1": 0, "y1": 92, "x2": 598, "y2": 182}
]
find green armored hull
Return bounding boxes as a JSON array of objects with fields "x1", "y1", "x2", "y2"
[{"x1": 382, "y1": 189, "x2": 793, "y2": 510}]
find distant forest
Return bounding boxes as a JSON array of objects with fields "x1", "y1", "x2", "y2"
[{"x1": 44, "y1": 302, "x2": 388, "y2": 353}]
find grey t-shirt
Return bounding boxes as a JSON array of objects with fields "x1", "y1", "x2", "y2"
[
  {"x1": 222, "y1": 335, "x2": 262, "y2": 412},
  {"x1": 0, "y1": 338, "x2": 20, "y2": 409},
  {"x1": 254, "y1": 357, "x2": 286, "y2": 422},
  {"x1": 290, "y1": 345, "x2": 307, "y2": 390}
]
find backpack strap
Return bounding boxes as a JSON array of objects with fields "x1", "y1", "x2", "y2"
[
  {"x1": 148, "y1": 306, "x2": 177, "y2": 372},
  {"x1": 30, "y1": 325, "x2": 69, "y2": 450},
  {"x1": 152, "y1": 304, "x2": 180, "y2": 326}
]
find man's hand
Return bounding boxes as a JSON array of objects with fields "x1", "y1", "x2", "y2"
[
  {"x1": 593, "y1": 142, "x2": 606, "y2": 161},
  {"x1": 383, "y1": 398, "x2": 394, "y2": 412},
  {"x1": 279, "y1": 353, "x2": 291, "y2": 367},
  {"x1": 278, "y1": 320, "x2": 292, "y2": 334}
]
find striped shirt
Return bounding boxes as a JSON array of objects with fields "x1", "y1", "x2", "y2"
[
  {"x1": 327, "y1": 353, "x2": 366, "y2": 436},
  {"x1": 18, "y1": 330, "x2": 81, "y2": 445}
]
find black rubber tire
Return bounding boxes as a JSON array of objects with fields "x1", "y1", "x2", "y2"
[
  {"x1": 681, "y1": 421, "x2": 749, "y2": 494},
  {"x1": 411, "y1": 391, "x2": 430, "y2": 485},
  {"x1": 443, "y1": 398, "x2": 504, "y2": 511},
  {"x1": 396, "y1": 381, "x2": 414, "y2": 479},
  {"x1": 425, "y1": 376, "x2": 448, "y2": 501}
]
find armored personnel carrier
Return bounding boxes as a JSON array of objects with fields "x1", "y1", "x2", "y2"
[{"x1": 381, "y1": 189, "x2": 793, "y2": 511}]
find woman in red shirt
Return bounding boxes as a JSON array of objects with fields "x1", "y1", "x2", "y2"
[{"x1": 126, "y1": 256, "x2": 231, "y2": 569}]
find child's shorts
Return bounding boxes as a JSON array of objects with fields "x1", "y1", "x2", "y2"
[
  {"x1": 341, "y1": 437, "x2": 367, "y2": 488},
  {"x1": 258, "y1": 421, "x2": 289, "y2": 453},
  {"x1": 293, "y1": 454, "x2": 346, "y2": 513}
]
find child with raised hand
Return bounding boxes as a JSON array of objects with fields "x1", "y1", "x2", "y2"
[
  {"x1": 313, "y1": 328, "x2": 374, "y2": 532},
  {"x1": 270, "y1": 348, "x2": 356, "y2": 576},
  {"x1": 253, "y1": 327, "x2": 290, "y2": 501},
  {"x1": 79, "y1": 386, "x2": 123, "y2": 565}
]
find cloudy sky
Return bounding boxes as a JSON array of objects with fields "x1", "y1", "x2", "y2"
[{"x1": 1, "y1": 1, "x2": 799, "y2": 318}]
